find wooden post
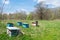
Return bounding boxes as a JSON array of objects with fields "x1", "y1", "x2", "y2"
[{"x1": 36, "y1": 21, "x2": 38, "y2": 26}]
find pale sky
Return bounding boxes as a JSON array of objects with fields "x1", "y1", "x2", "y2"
[
  {"x1": 34, "y1": 0, "x2": 60, "y2": 7},
  {"x1": 0, "y1": 0, "x2": 60, "y2": 13}
]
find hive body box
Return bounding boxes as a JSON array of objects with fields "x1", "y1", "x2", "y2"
[
  {"x1": 32, "y1": 21, "x2": 38, "y2": 26},
  {"x1": 17, "y1": 22, "x2": 22, "y2": 26},
  {"x1": 7, "y1": 23, "x2": 14, "y2": 27},
  {"x1": 7, "y1": 27, "x2": 20, "y2": 36},
  {"x1": 22, "y1": 23, "x2": 29, "y2": 28}
]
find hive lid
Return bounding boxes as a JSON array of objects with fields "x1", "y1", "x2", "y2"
[{"x1": 7, "y1": 27, "x2": 19, "y2": 30}]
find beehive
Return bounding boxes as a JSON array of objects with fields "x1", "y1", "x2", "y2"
[
  {"x1": 32, "y1": 21, "x2": 38, "y2": 26},
  {"x1": 7, "y1": 27, "x2": 20, "y2": 36},
  {"x1": 7, "y1": 23, "x2": 14, "y2": 27},
  {"x1": 17, "y1": 22, "x2": 22, "y2": 26},
  {"x1": 22, "y1": 23, "x2": 29, "y2": 28}
]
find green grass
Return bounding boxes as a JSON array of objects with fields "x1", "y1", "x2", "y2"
[{"x1": 0, "y1": 20, "x2": 60, "y2": 40}]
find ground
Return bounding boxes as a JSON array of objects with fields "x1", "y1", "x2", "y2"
[{"x1": 0, "y1": 20, "x2": 60, "y2": 40}]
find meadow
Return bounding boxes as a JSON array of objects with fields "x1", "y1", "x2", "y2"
[{"x1": 0, "y1": 20, "x2": 60, "y2": 40}]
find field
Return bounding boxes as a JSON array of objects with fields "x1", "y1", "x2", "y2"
[{"x1": 0, "y1": 20, "x2": 60, "y2": 40}]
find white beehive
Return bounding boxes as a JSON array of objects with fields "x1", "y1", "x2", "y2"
[{"x1": 7, "y1": 27, "x2": 20, "y2": 36}]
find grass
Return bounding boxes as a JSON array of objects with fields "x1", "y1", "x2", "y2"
[{"x1": 0, "y1": 20, "x2": 60, "y2": 40}]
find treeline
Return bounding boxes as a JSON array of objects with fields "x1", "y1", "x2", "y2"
[
  {"x1": 0, "y1": 11, "x2": 27, "y2": 20},
  {"x1": 0, "y1": 2, "x2": 60, "y2": 20}
]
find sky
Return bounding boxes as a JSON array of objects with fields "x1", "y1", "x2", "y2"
[{"x1": 0, "y1": 0, "x2": 60, "y2": 13}]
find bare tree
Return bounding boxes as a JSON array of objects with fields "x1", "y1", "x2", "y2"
[{"x1": 34, "y1": 1, "x2": 48, "y2": 20}]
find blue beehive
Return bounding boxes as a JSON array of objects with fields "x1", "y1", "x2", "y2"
[
  {"x1": 7, "y1": 23, "x2": 14, "y2": 27},
  {"x1": 17, "y1": 22, "x2": 22, "y2": 26},
  {"x1": 22, "y1": 23, "x2": 29, "y2": 28}
]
